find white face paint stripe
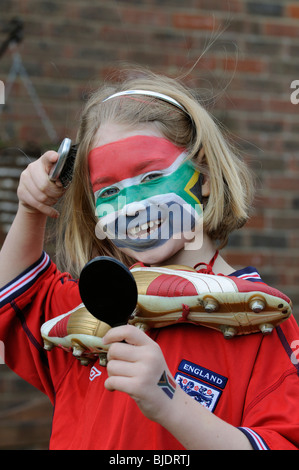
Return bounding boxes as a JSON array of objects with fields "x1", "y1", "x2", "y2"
[
  {"x1": 95, "y1": 193, "x2": 197, "y2": 224},
  {"x1": 94, "y1": 151, "x2": 189, "y2": 200}
]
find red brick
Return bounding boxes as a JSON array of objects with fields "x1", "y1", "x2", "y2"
[
  {"x1": 173, "y1": 13, "x2": 218, "y2": 31},
  {"x1": 245, "y1": 214, "x2": 266, "y2": 229},
  {"x1": 223, "y1": 250, "x2": 270, "y2": 270},
  {"x1": 121, "y1": 8, "x2": 169, "y2": 27},
  {"x1": 267, "y1": 176, "x2": 299, "y2": 191},
  {"x1": 255, "y1": 196, "x2": 287, "y2": 210},
  {"x1": 268, "y1": 99, "x2": 299, "y2": 115},
  {"x1": 287, "y1": 157, "x2": 299, "y2": 173},
  {"x1": 287, "y1": 5, "x2": 299, "y2": 19},
  {"x1": 269, "y1": 215, "x2": 299, "y2": 230},
  {"x1": 264, "y1": 22, "x2": 299, "y2": 37},
  {"x1": 195, "y1": 0, "x2": 243, "y2": 13},
  {"x1": 223, "y1": 57, "x2": 266, "y2": 73},
  {"x1": 223, "y1": 95, "x2": 265, "y2": 112}
]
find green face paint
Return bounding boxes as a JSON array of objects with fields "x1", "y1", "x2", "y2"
[{"x1": 95, "y1": 160, "x2": 202, "y2": 218}]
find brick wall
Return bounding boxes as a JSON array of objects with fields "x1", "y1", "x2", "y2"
[{"x1": 0, "y1": 0, "x2": 298, "y2": 449}]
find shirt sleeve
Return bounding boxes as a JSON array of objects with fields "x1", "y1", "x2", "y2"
[
  {"x1": 0, "y1": 252, "x2": 82, "y2": 403},
  {"x1": 238, "y1": 315, "x2": 299, "y2": 450}
]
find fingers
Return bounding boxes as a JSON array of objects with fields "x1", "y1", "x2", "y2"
[
  {"x1": 103, "y1": 325, "x2": 162, "y2": 394},
  {"x1": 103, "y1": 326, "x2": 146, "y2": 392},
  {"x1": 107, "y1": 340, "x2": 139, "y2": 362},
  {"x1": 105, "y1": 375, "x2": 136, "y2": 394},
  {"x1": 104, "y1": 327, "x2": 146, "y2": 383},
  {"x1": 42, "y1": 150, "x2": 61, "y2": 174},
  {"x1": 103, "y1": 324, "x2": 151, "y2": 347},
  {"x1": 106, "y1": 355, "x2": 137, "y2": 384},
  {"x1": 17, "y1": 151, "x2": 66, "y2": 218}
]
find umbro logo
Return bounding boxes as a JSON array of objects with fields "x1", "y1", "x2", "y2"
[{"x1": 89, "y1": 365, "x2": 102, "y2": 381}]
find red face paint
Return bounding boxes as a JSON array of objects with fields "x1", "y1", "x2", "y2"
[{"x1": 88, "y1": 135, "x2": 185, "y2": 194}]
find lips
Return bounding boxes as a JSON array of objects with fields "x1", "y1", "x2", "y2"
[
  {"x1": 126, "y1": 218, "x2": 164, "y2": 238},
  {"x1": 99, "y1": 203, "x2": 196, "y2": 253}
]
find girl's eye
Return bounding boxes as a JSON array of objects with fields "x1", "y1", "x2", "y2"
[
  {"x1": 99, "y1": 187, "x2": 119, "y2": 198},
  {"x1": 141, "y1": 172, "x2": 163, "y2": 183}
]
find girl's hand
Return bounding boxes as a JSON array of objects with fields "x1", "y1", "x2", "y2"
[
  {"x1": 103, "y1": 325, "x2": 177, "y2": 423},
  {"x1": 17, "y1": 151, "x2": 65, "y2": 219}
]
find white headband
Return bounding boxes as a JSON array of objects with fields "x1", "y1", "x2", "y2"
[{"x1": 102, "y1": 89, "x2": 188, "y2": 115}]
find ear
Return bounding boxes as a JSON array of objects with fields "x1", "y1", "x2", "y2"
[{"x1": 197, "y1": 146, "x2": 210, "y2": 198}]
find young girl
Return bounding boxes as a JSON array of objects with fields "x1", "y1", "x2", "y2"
[{"x1": 0, "y1": 69, "x2": 298, "y2": 450}]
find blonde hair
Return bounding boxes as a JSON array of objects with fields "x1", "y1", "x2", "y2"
[{"x1": 56, "y1": 68, "x2": 254, "y2": 278}]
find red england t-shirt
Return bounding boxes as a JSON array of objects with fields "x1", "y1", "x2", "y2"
[{"x1": 0, "y1": 252, "x2": 299, "y2": 450}]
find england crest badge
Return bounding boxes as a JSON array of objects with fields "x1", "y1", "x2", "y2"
[{"x1": 175, "y1": 360, "x2": 228, "y2": 412}]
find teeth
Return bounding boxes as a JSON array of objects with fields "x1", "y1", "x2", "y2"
[{"x1": 127, "y1": 220, "x2": 163, "y2": 237}]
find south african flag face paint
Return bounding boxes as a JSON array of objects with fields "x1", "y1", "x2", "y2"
[{"x1": 88, "y1": 136, "x2": 203, "y2": 252}]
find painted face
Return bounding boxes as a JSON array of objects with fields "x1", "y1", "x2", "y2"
[{"x1": 88, "y1": 135, "x2": 203, "y2": 255}]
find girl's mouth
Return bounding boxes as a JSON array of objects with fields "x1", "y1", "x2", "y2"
[{"x1": 126, "y1": 219, "x2": 164, "y2": 239}]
